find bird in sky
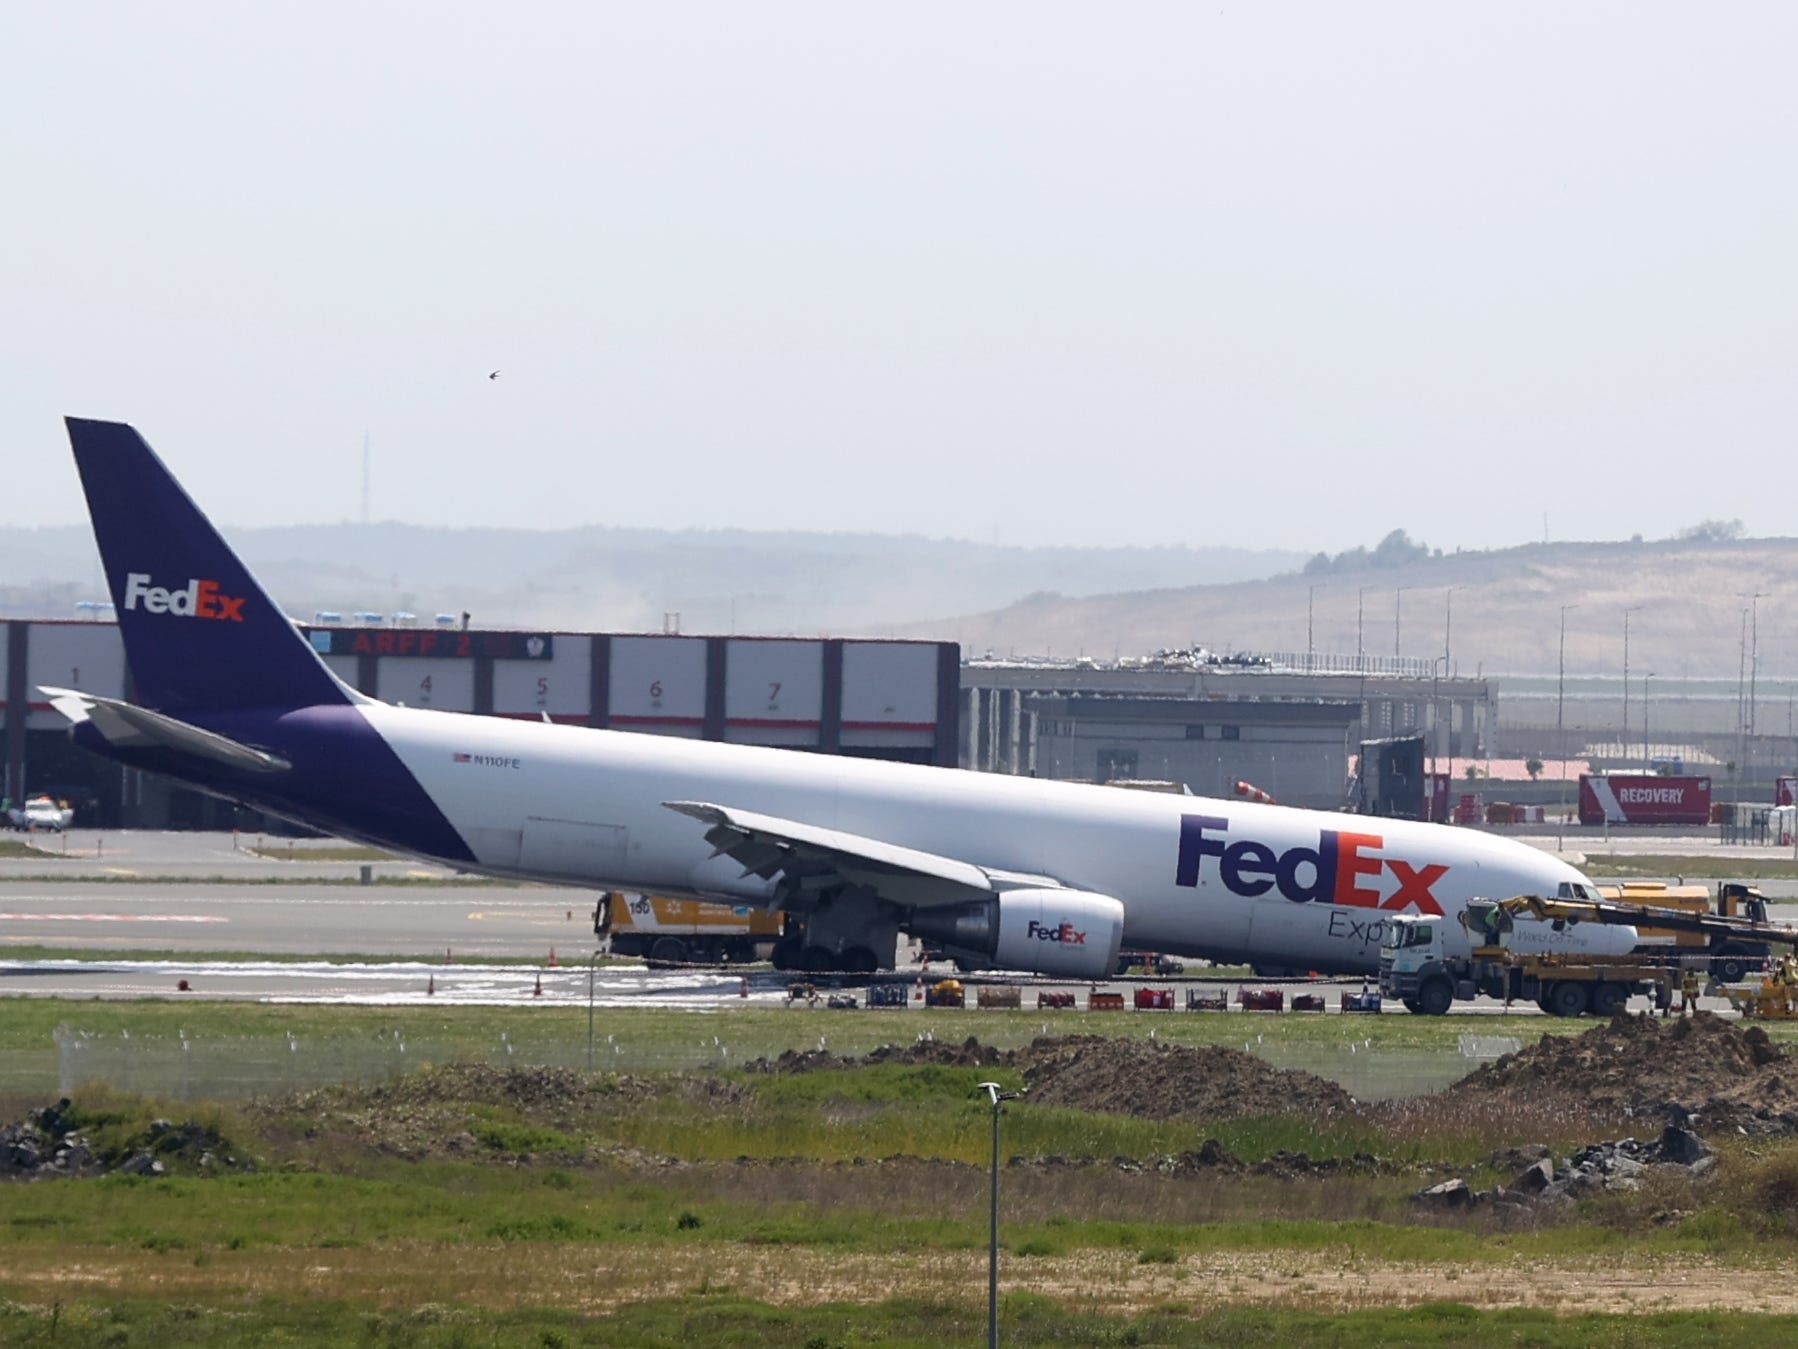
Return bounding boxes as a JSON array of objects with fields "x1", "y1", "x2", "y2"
[{"x1": 488, "y1": 370, "x2": 501, "y2": 380}]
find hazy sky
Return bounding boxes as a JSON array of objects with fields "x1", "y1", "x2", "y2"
[{"x1": 6, "y1": 5, "x2": 1795, "y2": 551}]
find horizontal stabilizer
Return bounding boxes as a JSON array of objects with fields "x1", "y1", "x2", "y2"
[{"x1": 41, "y1": 687, "x2": 291, "y2": 774}]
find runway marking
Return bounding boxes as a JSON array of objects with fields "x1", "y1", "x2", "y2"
[{"x1": 0, "y1": 913, "x2": 228, "y2": 923}]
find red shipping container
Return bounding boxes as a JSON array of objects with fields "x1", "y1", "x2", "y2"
[{"x1": 1578, "y1": 774, "x2": 1712, "y2": 826}]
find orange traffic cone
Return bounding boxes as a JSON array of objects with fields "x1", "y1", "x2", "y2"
[
  {"x1": 548, "y1": 947, "x2": 558, "y2": 968},
  {"x1": 427, "y1": 973, "x2": 436, "y2": 995},
  {"x1": 533, "y1": 973, "x2": 544, "y2": 998}
]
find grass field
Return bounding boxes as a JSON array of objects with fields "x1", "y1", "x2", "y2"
[
  {"x1": 7, "y1": 1001, "x2": 1798, "y2": 1341},
  {"x1": 4, "y1": 1036, "x2": 1798, "y2": 1344}
]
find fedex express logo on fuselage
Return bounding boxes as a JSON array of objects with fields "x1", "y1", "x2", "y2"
[
  {"x1": 1176, "y1": 814, "x2": 1446, "y2": 915},
  {"x1": 122, "y1": 573, "x2": 246, "y2": 622}
]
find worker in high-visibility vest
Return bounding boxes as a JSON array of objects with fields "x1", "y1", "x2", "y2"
[{"x1": 1679, "y1": 968, "x2": 1700, "y2": 1015}]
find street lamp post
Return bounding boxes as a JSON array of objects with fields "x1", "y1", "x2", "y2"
[
  {"x1": 1307, "y1": 584, "x2": 1323, "y2": 673},
  {"x1": 1557, "y1": 605, "x2": 1578, "y2": 851},
  {"x1": 1749, "y1": 592, "x2": 1768, "y2": 795},
  {"x1": 1644, "y1": 672, "x2": 1656, "y2": 768},
  {"x1": 1622, "y1": 606, "x2": 1642, "y2": 764},
  {"x1": 1442, "y1": 589, "x2": 1458, "y2": 780},
  {"x1": 977, "y1": 1082, "x2": 1025, "y2": 1349},
  {"x1": 1395, "y1": 587, "x2": 1408, "y2": 660}
]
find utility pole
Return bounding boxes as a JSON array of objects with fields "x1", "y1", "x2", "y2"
[
  {"x1": 1395, "y1": 587, "x2": 1408, "y2": 661},
  {"x1": 1356, "y1": 587, "x2": 1367, "y2": 671}
]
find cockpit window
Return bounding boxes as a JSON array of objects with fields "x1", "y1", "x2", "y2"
[{"x1": 1556, "y1": 881, "x2": 1602, "y2": 903}]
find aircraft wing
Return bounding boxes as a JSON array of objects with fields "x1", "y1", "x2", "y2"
[{"x1": 664, "y1": 800, "x2": 1056, "y2": 909}]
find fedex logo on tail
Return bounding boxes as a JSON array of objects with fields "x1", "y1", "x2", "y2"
[
  {"x1": 1026, "y1": 919, "x2": 1087, "y2": 945},
  {"x1": 122, "y1": 573, "x2": 246, "y2": 622},
  {"x1": 1175, "y1": 815, "x2": 1445, "y2": 915}
]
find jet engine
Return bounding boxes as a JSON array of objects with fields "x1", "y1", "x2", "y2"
[{"x1": 907, "y1": 889, "x2": 1125, "y2": 978}]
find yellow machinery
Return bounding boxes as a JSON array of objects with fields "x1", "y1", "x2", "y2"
[{"x1": 1481, "y1": 892, "x2": 1798, "y2": 1019}]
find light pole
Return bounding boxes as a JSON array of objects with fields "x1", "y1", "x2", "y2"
[
  {"x1": 1734, "y1": 604, "x2": 1753, "y2": 803},
  {"x1": 1556, "y1": 604, "x2": 1577, "y2": 851},
  {"x1": 1749, "y1": 592, "x2": 1768, "y2": 795},
  {"x1": 1644, "y1": 672, "x2": 1656, "y2": 769},
  {"x1": 977, "y1": 1081, "x2": 1025, "y2": 1349},
  {"x1": 1356, "y1": 587, "x2": 1368, "y2": 671},
  {"x1": 1442, "y1": 588, "x2": 1458, "y2": 780},
  {"x1": 1307, "y1": 584, "x2": 1323, "y2": 673},
  {"x1": 1395, "y1": 587, "x2": 1408, "y2": 660},
  {"x1": 1621, "y1": 606, "x2": 1642, "y2": 766}
]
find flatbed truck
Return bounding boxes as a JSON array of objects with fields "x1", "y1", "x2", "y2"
[
  {"x1": 1381, "y1": 888, "x2": 1798, "y2": 1016},
  {"x1": 1380, "y1": 911, "x2": 1678, "y2": 1017}
]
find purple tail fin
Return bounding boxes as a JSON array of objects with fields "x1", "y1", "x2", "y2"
[{"x1": 65, "y1": 418, "x2": 353, "y2": 714}]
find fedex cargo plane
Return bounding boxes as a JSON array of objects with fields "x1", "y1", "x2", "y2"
[{"x1": 46, "y1": 419, "x2": 1625, "y2": 1001}]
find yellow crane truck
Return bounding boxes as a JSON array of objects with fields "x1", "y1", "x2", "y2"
[{"x1": 1381, "y1": 885, "x2": 1796, "y2": 1017}]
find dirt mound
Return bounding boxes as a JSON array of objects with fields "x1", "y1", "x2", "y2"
[
  {"x1": 1021, "y1": 1036, "x2": 1357, "y2": 1122},
  {"x1": 255, "y1": 1063, "x2": 744, "y2": 1162},
  {"x1": 746, "y1": 1035, "x2": 1013, "y2": 1074},
  {"x1": 747, "y1": 1035, "x2": 1354, "y2": 1122},
  {"x1": 1444, "y1": 1012, "x2": 1798, "y2": 1133}
]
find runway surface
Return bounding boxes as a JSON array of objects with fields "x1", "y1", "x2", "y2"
[
  {"x1": 0, "y1": 881, "x2": 594, "y2": 958},
  {"x1": 0, "y1": 829, "x2": 1790, "y2": 1011}
]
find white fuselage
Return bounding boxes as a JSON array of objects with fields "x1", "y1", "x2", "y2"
[{"x1": 364, "y1": 702, "x2": 1598, "y2": 975}]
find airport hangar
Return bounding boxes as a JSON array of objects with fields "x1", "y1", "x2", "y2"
[
  {"x1": 3, "y1": 619, "x2": 1487, "y2": 824},
  {"x1": 960, "y1": 652, "x2": 1494, "y2": 810}
]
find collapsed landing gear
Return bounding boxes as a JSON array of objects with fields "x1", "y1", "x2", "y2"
[{"x1": 841, "y1": 945, "x2": 878, "y2": 976}]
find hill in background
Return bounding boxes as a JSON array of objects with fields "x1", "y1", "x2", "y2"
[
  {"x1": 0, "y1": 522, "x2": 1301, "y2": 638},
  {"x1": 11, "y1": 522, "x2": 1798, "y2": 682},
  {"x1": 909, "y1": 537, "x2": 1798, "y2": 682}
]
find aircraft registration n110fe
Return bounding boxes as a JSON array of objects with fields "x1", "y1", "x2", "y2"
[{"x1": 47, "y1": 419, "x2": 1626, "y2": 999}]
